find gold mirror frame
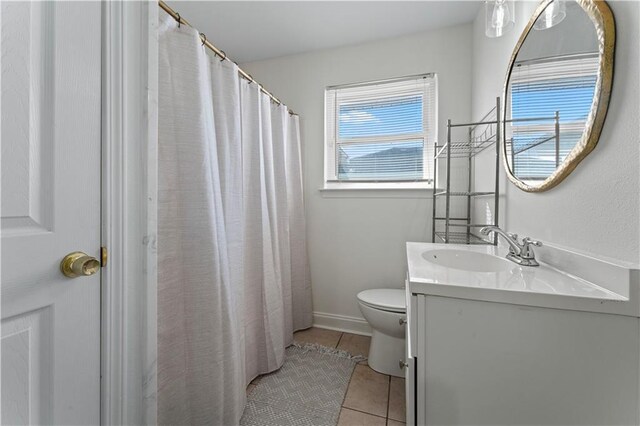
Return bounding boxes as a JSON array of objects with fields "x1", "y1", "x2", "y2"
[{"x1": 502, "y1": 0, "x2": 615, "y2": 192}]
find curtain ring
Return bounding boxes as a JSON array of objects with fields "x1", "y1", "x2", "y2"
[
  {"x1": 200, "y1": 32, "x2": 207, "y2": 46},
  {"x1": 175, "y1": 12, "x2": 181, "y2": 27},
  {"x1": 219, "y1": 50, "x2": 227, "y2": 62},
  {"x1": 247, "y1": 74, "x2": 254, "y2": 84}
]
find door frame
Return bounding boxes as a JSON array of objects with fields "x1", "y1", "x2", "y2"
[{"x1": 102, "y1": 2, "x2": 158, "y2": 425}]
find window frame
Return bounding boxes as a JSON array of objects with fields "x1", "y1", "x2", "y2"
[
  {"x1": 506, "y1": 54, "x2": 599, "y2": 182},
  {"x1": 324, "y1": 74, "x2": 437, "y2": 190}
]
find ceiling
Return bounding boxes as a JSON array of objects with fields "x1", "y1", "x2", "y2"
[{"x1": 163, "y1": 1, "x2": 483, "y2": 63}]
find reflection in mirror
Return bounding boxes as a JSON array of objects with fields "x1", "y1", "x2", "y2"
[{"x1": 504, "y1": 0, "x2": 613, "y2": 191}]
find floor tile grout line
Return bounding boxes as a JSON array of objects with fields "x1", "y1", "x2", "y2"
[
  {"x1": 341, "y1": 364, "x2": 391, "y2": 420},
  {"x1": 335, "y1": 332, "x2": 344, "y2": 348},
  {"x1": 340, "y1": 406, "x2": 388, "y2": 420},
  {"x1": 339, "y1": 359, "x2": 357, "y2": 410},
  {"x1": 387, "y1": 376, "x2": 407, "y2": 424},
  {"x1": 386, "y1": 375, "x2": 391, "y2": 421}
]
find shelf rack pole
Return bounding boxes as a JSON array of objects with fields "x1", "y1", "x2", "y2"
[
  {"x1": 493, "y1": 97, "x2": 501, "y2": 246},
  {"x1": 445, "y1": 119, "x2": 452, "y2": 243},
  {"x1": 466, "y1": 126, "x2": 472, "y2": 244},
  {"x1": 431, "y1": 141, "x2": 438, "y2": 242}
]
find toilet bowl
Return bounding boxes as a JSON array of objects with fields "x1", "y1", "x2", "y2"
[{"x1": 357, "y1": 288, "x2": 406, "y2": 377}]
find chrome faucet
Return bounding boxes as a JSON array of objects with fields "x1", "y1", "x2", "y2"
[{"x1": 479, "y1": 226, "x2": 542, "y2": 267}]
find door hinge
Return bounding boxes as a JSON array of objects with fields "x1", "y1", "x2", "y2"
[{"x1": 100, "y1": 246, "x2": 108, "y2": 267}]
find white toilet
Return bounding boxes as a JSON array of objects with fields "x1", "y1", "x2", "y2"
[{"x1": 357, "y1": 288, "x2": 406, "y2": 377}]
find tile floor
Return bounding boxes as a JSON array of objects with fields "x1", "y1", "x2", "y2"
[{"x1": 255, "y1": 327, "x2": 406, "y2": 426}]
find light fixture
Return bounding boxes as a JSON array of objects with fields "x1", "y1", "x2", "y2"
[
  {"x1": 485, "y1": 0, "x2": 515, "y2": 38},
  {"x1": 533, "y1": 0, "x2": 567, "y2": 30}
]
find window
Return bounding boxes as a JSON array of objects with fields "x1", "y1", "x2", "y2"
[
  {"x1": 507, "y1": 54, "x2": 598, "y2": 180},
  {"x1": 324, "y1": 74, "x2": 438, "y2": 188}
]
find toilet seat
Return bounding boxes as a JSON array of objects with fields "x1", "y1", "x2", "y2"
[{"x1": 357, "y1": 289, "x2": 406, "y2": 313}]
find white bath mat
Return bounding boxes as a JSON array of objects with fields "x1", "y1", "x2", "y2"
[{"x1": 240, "y1": 343, "x2": 365, "y2": 426}]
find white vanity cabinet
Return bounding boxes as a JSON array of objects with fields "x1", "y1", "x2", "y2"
[{"x1": 404, "y1": 242, "x2": 640, "y2": 426}]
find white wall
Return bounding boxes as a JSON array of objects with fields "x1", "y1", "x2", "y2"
[
  {"x1": 242, "y1": 0, "x2": 639, "y2": 333},
  {"x1": 472, "y1": 0, "x2": 639, "y2": 265},
  {"x1": 243, "y1": 24, "x2": 473, "y2": 332}
]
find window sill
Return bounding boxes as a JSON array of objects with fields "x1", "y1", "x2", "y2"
[{"x1": 319, "y1": 185, "x2": 438, "y2": 199}]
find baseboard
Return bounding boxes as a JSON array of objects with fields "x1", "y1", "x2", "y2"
[{"x1": 312, "y1": 311, "x2": 372, "y2": 336}]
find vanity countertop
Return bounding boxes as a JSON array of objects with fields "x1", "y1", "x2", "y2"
[{"x1": 406, "y1": 242, "x2": 640, "y2": 317}]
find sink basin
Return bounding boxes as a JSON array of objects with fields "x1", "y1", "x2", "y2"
[
  {"x1": 422, "y1": 249, "x2": 514, "y2": 273},
  {"x1": 407, "y1": 242, "x2": 632, "y2": 309}
]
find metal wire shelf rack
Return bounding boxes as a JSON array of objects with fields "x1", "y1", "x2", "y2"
[
  {"x1": 431, "y1": 97, "x2": 501, "y2": 246},
  {"x1": 433, "y1": 231, "x2": 491, "y2": 245},
  {"x1": 433, "y1": 191, "x2": 495, "y2": 197}
]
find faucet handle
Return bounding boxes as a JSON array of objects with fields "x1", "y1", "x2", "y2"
[
  {"x1": 520, "y1": 237, "x2": 542, "y2": 264},
  {"x1": 522, "y1": 237, "x2": 542, "y2": 247},
  {"x1": 507, "y1": 232, "x2": 519, "y2": 242}
]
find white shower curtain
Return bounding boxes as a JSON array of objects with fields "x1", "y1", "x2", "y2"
[{"x1": 158, "y1": 17, "x2": 312, "y2": 426}]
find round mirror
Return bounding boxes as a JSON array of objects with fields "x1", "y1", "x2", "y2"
[{"x1": 503, "y1": 0, "x2": 614, "y2": 192}]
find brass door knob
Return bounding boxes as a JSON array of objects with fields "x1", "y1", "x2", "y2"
[{"x1": 60, "y1": 251, "x2": 101, "y2": 278}]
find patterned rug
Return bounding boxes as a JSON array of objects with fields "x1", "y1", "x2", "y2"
[{"x1": 240, "y1": 343, "x2": 366, "y2": 426}]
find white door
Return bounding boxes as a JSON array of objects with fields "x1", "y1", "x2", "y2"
[{"x1": 1, "y1": 2, "x2": 102, "y2": 425}]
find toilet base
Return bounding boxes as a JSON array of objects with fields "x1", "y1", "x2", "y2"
[{"x1": 367, "y1": 330, "x2": 406, "y2": 377}]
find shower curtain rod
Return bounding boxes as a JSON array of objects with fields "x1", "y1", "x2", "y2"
[{"x1": 159, "y1": 0, "x2": 297, "y2": 116}]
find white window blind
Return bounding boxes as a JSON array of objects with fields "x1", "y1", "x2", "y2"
[
  {"x1": 507, "y1": 55, "x2": 598, "y2": 180},
  {"x1": 324, "y1": 74, "x2": 438, "y2": 186}
]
